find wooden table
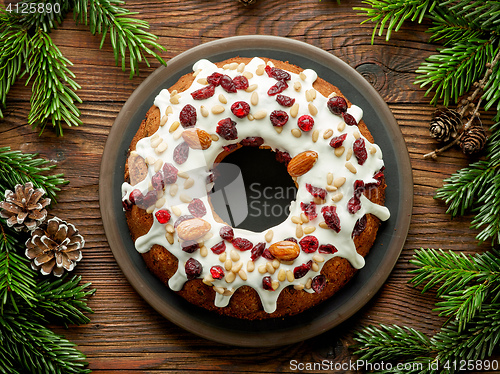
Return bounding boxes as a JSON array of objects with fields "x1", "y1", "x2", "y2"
[{"x1": 2, "y1": 0, "x2": 495, "y2": 372}]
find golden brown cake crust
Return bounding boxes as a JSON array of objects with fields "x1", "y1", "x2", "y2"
[{"x1": 124, "y1": 57, "x2": 386, "y2": 320}]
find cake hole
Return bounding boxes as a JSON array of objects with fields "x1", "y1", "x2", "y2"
[{"x1": 210, "y1": 147, "x2": 297, "y2": 232}]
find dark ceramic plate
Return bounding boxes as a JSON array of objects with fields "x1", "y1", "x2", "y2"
[{"x1": 99, "y1": 35, "x2": 413, "y2": 347}]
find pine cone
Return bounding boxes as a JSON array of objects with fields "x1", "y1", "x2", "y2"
[
  {"x1": 239, "y1": 0, "x2": 257, "y2": 5},
  {"x1": 429, "y1": 107, "x2": 462, "y2": 143},
  {"x1": 0, "y1": 182, "x2": 50, "y2": 232},
  {"x1": 25, "y1": 217, "x2": 84, "y2": 277},
  {"x1": 460, "y1": 125, "x2": 487, "y2": 155}
]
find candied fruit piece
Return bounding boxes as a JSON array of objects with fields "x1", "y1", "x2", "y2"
[
  {"x1": 185, "y1": 258, "x2": 202, "y2": 280},
  {"x1": 240, "y1": 137, "x2": 264, "y2": 147},
  {"x1": 207, "y1": 72, "x2": 223, "y2": 86},
  {"x1": 152, "y1": 171, "x2": 164, "y2": 191},
  {"x1": 297, "y1": 115, "x2": 314, "y2": 132},
  {"x1": 312, "y1": 275, "x2": 326, "y2": 293},
  {"x1": 300, "y1": 202, "x2": 317, "y2": 220},
  {"x1": 231, "y1": 101, "x2": 250, "y2": 118},
  {"x1": 221, "y1": 74, "x2": 237, "y2": 93},
  {"x1": 342, "y1": 112, "x2": 357, "y2": 126},
  {"x1": 276, "y1": 94, "x2": 295, "y2": 107},
  {"x1": 306, "y1": 183, "x2": 327, "y2": 200},
  {"x1": 262, "y1": 276, "x2": 275, "y2": 291},
  {"x1": 293, "y1": 260, "x2": 312, "y2": 279},
  {"x1": 173, "y1": 142, "x2": 189, "y2": 164},
  {"x1": 155, "y1": 209, "x2": 171, "y2": 224},
  {"x1": 319, "y1": 244, "x2": 338, "y2": 254},
  {"x1": 233, "y1": 75, "x2": 249, "y2": 90},
  {"x1": 210, "y1": 265, "x2": 225, "y2": 280},
  {"x1": 267, "y1": 80, "x2": 288, "y2": 96},
  {"x1": 352, "y1": 215, "x2": 367, "y2": 237},
  {"x1": 347, "y1": 196, "x2": 361, "y2": 214},
  {"x1": 251, "y1": 242, "x2": 266, "y2": 261},
  {"x1": 182, "y1": 241, "x2": 200, "y2": 253},
  {"x1": 353, "y1": 138, "x2": 367, "y2": 165},
  {"x1": 162, "y1": 163, "x2": 178, "y2": 184},
  {"x1": 275, "y1": 150, "x2": 292, "y2": 166},
  {"x1": 264, "y1": 65, "x2": 291, "y2": 81}
]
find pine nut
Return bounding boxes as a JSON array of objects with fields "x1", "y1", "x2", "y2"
[
  {"x1": 171, "y1": 206, "x2": 181, "y2": 216},
  {"x1": 251, "y1": 91, "x2": 259, "y2": 106},
  {"x1": 230, "y1": 250, "x2": 240, "y2": 262},
  {"x1": 265, "y1": 230, "x2": 274, "y2": 243},
  {"x1": 345, "y1": 162, "x2": 357, "y2": 174},
  {"x1": 225, "y1": 272, "x2": 236, "y2": 283},
  {"x1": 200, "y1": 245, "x2": 208, "y2": 257},
  {"x1": 323, "y1": 129, "x2": 333, "y2": 139},
  {"x1": 180, "y1": 193, "x2": 192, "y2": 203},
  {"x1": 160, "y1": 115, "x2": 168, "y2": 127},
  {"x1": 200, "y1": 106, "x2": 209, "y2": 117},
  {"x1": 338, "y1": 121, "x2": 346, "y2": 132},
  {"x1": 308, "y1": 103, "x2": 318, "y2": 116},
  {"x1": 303, "y1": 226, "x2": 316, "y2": 234},
  {"x1": 225, "y1": 258, "x2": 232, "y2": 271},
  {"x1": 169, "y1": 183, "x2": 178, "y2": 197},
  {"x1": 312, "y1": 129, "x2": 319, "y2": 143},
  {"x1": 246, "y1": 84, "x2": 258, "y2": 92},
  {"x1": 290, "y1": 103, "x2": 299, "y2": 118},
  {"x1": 183, "y1": 177, "x2": 194, "y2": 189},
  {"x1": 238, "y1": 269, "x2": 247, "y2": 281},
  {"x1": 346, "y1": 148, "x2": 353, "y2": 161},
  {"x1": 332, "y1": 192, "x2": 343, "y2": 202},
  {"x1": 169, "y1": 121, "x2": 180, "y2": 133},
  {"x1": 266, "y1": 262, "x2": 275, "y2": 274},
  {"x1": 278, "y1": 269, "x2": 286, "y2": 282},
  {"x1": 247, "y1": 261, "x2": 255, "y2": 272},
  {"x1": 334, "y1": 146, "x2": 345, "y2": 157},
  {"x1": 291, "y1": 128, "x2": 302, "y2": 138},
  {"x1": 334, "y1": 176, "x2": 346, "y2": 188},
  {"x1": 211, "y1": 105, "x2": 225, "y2": 114},
  {"x1": 253, "y1": 110, "x2": 267, "y2": 120},
  {"x1": 218, "y1": 94, "x2": 227, "y2": 104}
]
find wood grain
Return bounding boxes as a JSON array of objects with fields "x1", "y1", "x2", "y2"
[{"x1": 2, "y1": 0, "x2": 498, "y2": 372}]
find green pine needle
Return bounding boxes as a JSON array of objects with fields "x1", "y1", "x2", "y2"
[{"x1": 73, "y1": 0, "x2": 167, "y2": 79}]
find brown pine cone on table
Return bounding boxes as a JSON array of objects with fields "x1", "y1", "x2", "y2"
[{"x1": 0, "y1": 182, "x2": 50, "y2": 232}]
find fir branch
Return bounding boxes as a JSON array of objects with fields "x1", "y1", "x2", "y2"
[
  {"x1": 441, "y1": 0, "x2": 500, "y2": 31},
  {"x1": 26, "y1": 30, "x2": 82, "y2": 136},
  {"x1": 355, "y1": 0, "x2": 438, "y2": 42},
  {"x1": 428, "y1": 8, "x2": 488, "y2": 46},
  {"x1": 0, "y1": 146, "x2": 68, "y2": 203},
  {"x1": 9, "y1": 0, "x2": 73, "y2": 33},
  {"x1": 0, "y1": 312, "x2": 91, "y2": 374},
  {"x1": 34, "y1": 275, "x2": 95, "y2": 326},
  {"x1": 72, "y1": 0, "x2": 167, "y2": 79},
  {"x1": 415, "y1": 39, "x2": 495, "y2": 106},
  {"x1": 0, "y1": 11, "x2": 29, "y2": 119}
]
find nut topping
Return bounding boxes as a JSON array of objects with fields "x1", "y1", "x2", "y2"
[
  {"x1": 287, "y1": 150, "x2": 318, "y2": 177},
  {"x1": 268, "y1": 240, "x2": 300, "y2": 261},
  {"x1": 181, "y1": 128, "x2": 212, "y2": 150}
]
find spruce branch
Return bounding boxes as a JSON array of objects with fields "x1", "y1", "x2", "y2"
[
  {"x1": 355, "y1": 0, "x2": 438, "y2": 42},
  {"x1": 72, "y1": 0, "x2": 167, "y2": 79},
  {"x1": 0, "y1": 146, "x2": 68, "y2": 203},
  {"x1": 428, "y1": 8, "x2": 488, "y2": 46},
  {"x1": 26, "y1": 30, "x2": 82, "y2": 136}
]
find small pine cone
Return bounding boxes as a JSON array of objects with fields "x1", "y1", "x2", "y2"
[
  {"x1": 460, "y1": 125, "x2": 487, "y2": 155},
  {"x1": 238, "y1": 0, "x2": 257, "y2": 4},
  {"x1": 429, "y1": 107, "x2": 462, "y2": 143},
  {"x1": 0, "y1": 182, "x2": 50, "y2": 232},
  {"x1": 25, "y1": 217, "x2": 84, "y2": 277}
]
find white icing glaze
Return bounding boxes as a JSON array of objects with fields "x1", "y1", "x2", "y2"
[{"x1": 122, "y1": 57, "x2": 390, "y2": 314}]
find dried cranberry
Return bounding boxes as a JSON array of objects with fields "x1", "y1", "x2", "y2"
[
  {"x1": 267, "y1": 80, "x2": 288, "y2": 96},
  {"x1": 188, "y1": 198, "x2": 206, "y2": 217},
  {"x1": 352, "y1": 215, "x2": 367, "y2": 238},
  {"x1": 191, "y1": 84, "x2": 215, "y2": 100},
  {"x1": 162, "y1": 163, "x2": 178, "y2": 184},
  {"x1": 354, "y1": 180, "x2": 365, "y2": 197},
  {"x1": 129, "y1": 189, "x2": 142, "y2": 205},
  {"x1": 206, "y1": 172, "x2": 215, "y2": 185},
  {"x1": 297, "y1": 115, "x2": 314, "y2": 132},
  {"x1": 174, "y1": 215, "x2": 195, "y2": 228},
  {"x1": 283, "y1": 237, "x2": 298, "y2": 244},
  {"x1": 293, "y1": 260, "x2": 312, "y2": 279},
  {"x1": 353, "y1": 138, "x2": 367, "y2": 165},
  {"x1": 342, "y1": 112, "x2": 357, "y2": 126},
  {"x1": 233, "y1": 75, "x2": 249, "y2": 90},
  {"x1": 219, "y1": 226, "x2": 234, "y2": 241},
  {"x1": 211, "y1": 241, "x2": 226, "y2": 254},
  {"x1": 300, "y1": 202, "x2": 317, "y2": 220},
  {"x1": 232, "y1": 237, "x2": 253, "y2": 251},
  {"x1": 122, "y1": 199, "x2": 132, "y2": 211},
  {"x1": 327, "y1": 96, "x2": 347, "y2": 115},
  {"x1": 207, "y1": 72, "x2": 223, "y2": 86},
  {"x1": 240, "y1": 136, "x2": 264, "y2": 147},
  {"x1": 152, "y1": 171, "x2": 164, "y2": 191},
  {"x1": 220, "y1": 74, "x2": 237, "y2": 93},
  {"x1": 329, "y1": 133, "x2": 347, "y2": 148},
  {"x1": 347, "y1": 196, "x2": 361, "y2": 214},
  {"x1": 262, "y1": 248, "x2": 275, "y2": 260},
  {"x1": 231, "y1": 101, "x2": 250, "y2": 118},
  {"x1": 179, "y1": 104, "x2": 197, "y2": 128},
  {"x1": 306, "y1": 183, "x2": 327, "y2": 200},
  {"x1": 275, "y1": 150, "x2": 292, "y2": 166},
  {"x1": 210, "y1": 265, "x2": 225, "y2": 280},
  {"x1": 182, "y1": 240, "x2": 199, "y2": 253},
  {"x1": 185, "y1": 258, "x2": 202, "y2": 280},
  {"x1": 262, "y1": 276, "x2": 275, "y2": 291},
  {"x1": 366, "y1": 169, "x2": 385, "y2": 189},
  {"x1": 173, "y1": 142, "x2": 189, "y2": 164},
  {"x1": 319, "y1": 244, "x2": 338, "y2": 254},
  {"x1": 276, "y1": 94, "x2": 295, "y2": 107},
  {"x1": 155, "y1": 209, "x2": 171, "y2": 224},
  {"x1": 138, "y1": 190, "x2": 157, "y2": 209},
  {"x1": 299, "y1": 235, "x2": 319, "y2": 253},
  {"x1": 270, "y1": 110, "x2": 289, "y2": 127},
  {"x1": 216, "y1": 118, "x2": 238, "y2": 140},
  {"x1": 321, "y1": 206, "x2": 341, "y2": 233},
  {"x1": 265, "y1": 66, "x2": 291, "y2": 81},
  {"x1": 251, "y1": 242, "x2": 266, "y2": 261},
  {"x1": 223, "y1": 144, "x2": 239, "y2": 153},
  {"x1": 312, "y1": 275, "x2": 327, "y2": 293}
]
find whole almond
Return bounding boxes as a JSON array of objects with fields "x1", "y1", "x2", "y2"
[
  {"x1": 181, "y1": 128, "x2": 212, "y2": 150},
  {"x1": 176, "y1": 218, "x2": 211, "y2": 241},
  {"x1": 268, "y1": 240, "x2": 300, "y2": 261},
  {"x1": 287, "y1": 150, "x2": 318, "y2": 177}
]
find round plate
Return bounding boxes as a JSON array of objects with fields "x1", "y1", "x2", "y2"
[{"x1": 99, "y1": 35, "x2": 413, "y2": 347}]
